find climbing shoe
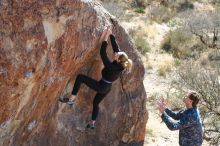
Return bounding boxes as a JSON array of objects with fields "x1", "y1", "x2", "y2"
[
  {"x1": 86, "y1": 124, "x2": 96, "y2": 129},
  {"x1": 66, "y1": 99, "x2": 75, "y2": 105},
  {"x1": 59, "y1": 96, "x2": 75, "y2": 105}
]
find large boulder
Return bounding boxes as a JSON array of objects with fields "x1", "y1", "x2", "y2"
[{"x1": 0, "y1": 0, "x2": 147, "y2": 146}]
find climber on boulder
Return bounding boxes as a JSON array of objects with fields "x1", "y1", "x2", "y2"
[{"x1": 59, "y1": 26, "x2": 133, "y2": 129}]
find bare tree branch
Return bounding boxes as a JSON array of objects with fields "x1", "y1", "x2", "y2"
[{"x1": 185, "y1": 11, "x2": 220, "y2": 49}]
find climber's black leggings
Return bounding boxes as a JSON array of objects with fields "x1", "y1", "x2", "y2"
[{"x1": 72, "y1": 74, "x2": 112, "y2": 120}]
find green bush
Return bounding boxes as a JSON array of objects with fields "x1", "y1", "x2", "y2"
[
  {"x1": 135, "y1": 7, "x2": 145, "y2": 13},
  {"x1": 174, "y1": 59, "x2": 181, "y2": 66}
]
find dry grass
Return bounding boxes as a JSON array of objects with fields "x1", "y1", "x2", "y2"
[
  {"x1": 199, "y1": 53, "x2": 209, "y2": 66},
  {"x1": 144, "y1": 22, "x2": 170, "y2": 50},
  {"x1": 126, "y1": 22, "x2": 151, "y2": 55},
  {"x1": 141, "y1": 53, "x2": 175, "y2": 83},
  {"x1": 146, "y1": 62, "x2": 153, "y2": 70},
  {"x1": 143, "y1": 52, "x2": 174, "y2": 77},
  {"x1": 158, "y1": 63, "x2": 171, "y2": 76}
]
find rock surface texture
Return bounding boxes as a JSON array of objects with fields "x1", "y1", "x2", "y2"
[{"x1": 0, "y1": 0, "x2": 147, "y2": 146}]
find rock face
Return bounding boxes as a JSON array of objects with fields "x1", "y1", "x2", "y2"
[{"x1": 0, "y1": 0, "x2": 147, "y2": 146}]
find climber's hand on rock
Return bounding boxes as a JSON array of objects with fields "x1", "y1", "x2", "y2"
[
  {"x1": 100, "y1": 27, "x2": 108, "y2": 42},
  {"x1": 106, "y1": 26, "x2": 112, "y2": 36}
]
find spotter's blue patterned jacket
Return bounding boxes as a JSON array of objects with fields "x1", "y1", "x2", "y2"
[{"x1": 161, "y1": 108, "x2": 203, "y2": 146}]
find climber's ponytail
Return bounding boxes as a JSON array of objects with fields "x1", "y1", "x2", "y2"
[
  {"x1": 125, "y1": 58, "x2": 133, "y2": 72},
  {"x1": 117, "y1": 52, "x2": 133, "y2": 72}
]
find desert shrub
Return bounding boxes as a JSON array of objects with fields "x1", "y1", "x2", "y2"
[
  {"x1": 208, "y1": 49, "x2": 220, "y2": 68},
  {"x1": 161, "y1": 29, "x2": 196, "y2": 58},
  {"x1": 158, "y1": 60, "x2": 172, "y2": 77},
  {"x1": 160, "y1": 0, "x2": 194, "y2": 11},
  {"x1": 199, "y1": 55, "x2": 209, "y2": 66},
  {"x1": 148, "y1": 0, "x2": 194, "y2": 23},
  {"x1": 149, "y1": 5, "x2": 174, "y2": 23},
  {"x1": 176, "y1": 0, "x2": 194, "y2": 12},
  {"x1": 133, "y1": 0, "x2": 150, "y2": 8},
  {"x1": 128, "y1": 27, "x2": 151, "y2": 54},
  {"x1": 145, "y1": 127, "x2": 154, "y2": 136},
  {"x1": 146, "y1": 62, "x2": 153, "y2": 69},
  {"x1": 168, "y1": 18, "x2": 182, "y2": 28},
  {"x1": 134, "y1": 36, "x2": 151, "y2": 54},
  {"x1": 208, "y1": 50, "x2": 220, "y2": 61},
  {"x1": 210, "y1": 0, "x2": 220, "y2": 8}
]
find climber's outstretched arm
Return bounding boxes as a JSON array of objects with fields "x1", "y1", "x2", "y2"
[
  {"x1": 103, "y1": 26, "x2": 112, "y2": 41},
  {"x1": 102, "y1": 26, "x2": 121, "y2": 61},
  {"x1": 99, "y1": 27, "x2": 114, "y2": 68},
  {"x1": 110, "y1": 34, "x2": 120, "y2": 52},
  {"x1": 99, "y1": 25, "x2": 112, "y2": 44}
]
